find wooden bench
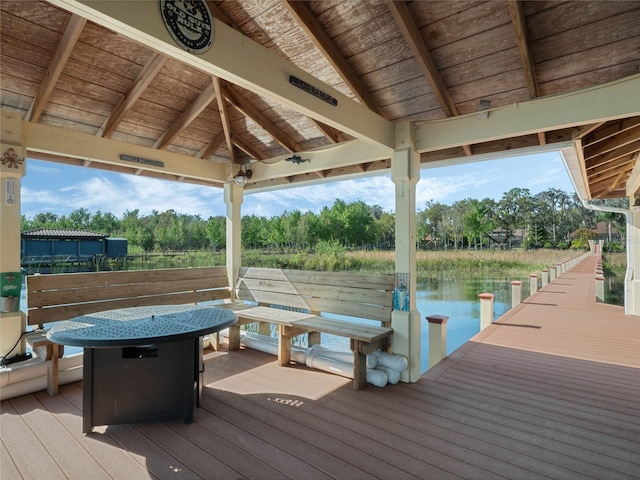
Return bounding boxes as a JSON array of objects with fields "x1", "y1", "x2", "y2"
[
  {"x1": 221, "y1": 267, "x2": 395, "y2": 389},
  {"x1": 25, "y1": 266, "x2": 230, "y2": 395}
]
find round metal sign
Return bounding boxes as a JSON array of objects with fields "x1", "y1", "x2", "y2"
[{"x1": 160, "y1": 0, "x2": 213, "y2": 54}]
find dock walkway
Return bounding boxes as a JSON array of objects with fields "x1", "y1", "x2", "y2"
[{"x1": 2, "y1": 254, "x2": 639, "y2": 479}]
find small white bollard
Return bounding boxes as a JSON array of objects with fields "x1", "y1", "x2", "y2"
[
  {"x1": 479, "y1": 293, "x2": 494, "y2": 331},
  {"x1": 511, "y1": 281, "x2": 522, "y2": 308},
  {"x1": 549, "y1": 265, "x2": 556, "y2": 281},
  {"x1": 427, "y1": 314, "x2": 449, "y2": 368},
  {"x1": 529, "y1": 274, "x2": 538, "y2": 295},
  {"x1": 556, "y1": 263, "x2": 563, "y2": 276},
  {"x1": 541, "y1": 269, "x2": 549, "y2": 287},
  {"x1": 595, "y1": 275, "x2": 605, "y2": 302}
]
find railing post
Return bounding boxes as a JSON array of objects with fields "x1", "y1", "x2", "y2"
[
  {"x1": 426, "y1": 314, "x2": 448, "y2": 368},
  {"x1": 479, "y1": 293, "x2": 494, "y2": 331},
  {"x1": 529, "y1": 274, "x2": 538, "y2": 295},
  {"x1": 541, "y1": 269, "x2": 549, "y2": 287},
  {"x1": 556, "y1": 263, "x2": 563, "y2": 276},
  {"x1": 549, "y1": 265, "x2": 556, "y2": 281},
  {"x1": 595, "y1": 275, "x2": 605, "y2": 302},
  {"x1": 511, "y1": 281, "x2": 522, "y2": 308}
]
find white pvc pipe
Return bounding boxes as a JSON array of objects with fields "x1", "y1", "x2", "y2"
[
  {"x1": 305, "y1": 353, "x2": 388, "y2": 387},
  {"x1": 371, "y1": 350, "x2": 408, "y2": 373},
  {"x1": 0, "y1": 353, "x2": 83, "y2": 401}
]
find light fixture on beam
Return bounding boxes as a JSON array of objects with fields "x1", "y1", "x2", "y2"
[{"x1": 233, "y1": 164, "x2": 252, "y2": 187}]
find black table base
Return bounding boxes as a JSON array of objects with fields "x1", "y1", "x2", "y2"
[{"x1": 83, "y1": 337, "x2": 203, "y2": 434}]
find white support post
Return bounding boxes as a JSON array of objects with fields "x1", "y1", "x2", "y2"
[
  {"x1": 426, "y1": 314, "x2": 448, "y2": 368},
  {"x1": 595, "y1": 275, "x2": 605, "y2": 303},
  {"x1": 0, "y1": 112, "x2": 27, "y2": 359},
  {"x1": 391, "y1": 144, "x2": 421, "y2": 382},
  {"x1": 529, "y1": 274, "x2": 538, "y2": 295},
  {"x1": 629, "y1": 208, "x2": 640, "y2": 316},
  {"x1": 549, "y1": 265, "x2": 556, "y2": 281},
  {"x1": 479, "y1": 293, "x2": 495, "y2": 330},
  {"x1": 224, "y1": 181, "x2": 243, "y2": 299},
  {"x1": 511, "y1": 281, "x2": 522, "y2": 308},
  {"x1": 541, "y1": 269, "x2": 549, "y2": 287}
]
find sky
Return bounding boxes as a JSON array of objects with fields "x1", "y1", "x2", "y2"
[{"x1": 20, "y1": 150, "x2": 576, "y2": 221}]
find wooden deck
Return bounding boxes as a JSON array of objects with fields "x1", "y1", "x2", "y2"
[{"x1": 2, "y1": 254, "x2": 639, "y2": 480}]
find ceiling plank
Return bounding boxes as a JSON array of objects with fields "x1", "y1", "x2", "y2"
[
  {"x1": 212, "y1": 76, "x2": 237, "y2": 164},
  {"x1": 154, "y1": 77, "x2": 217, "y2": 149},
  {"x1": 100, "y1": 53, "x2": 167, "y2": 138},
  {"x1": 387, "y1": 0, "x2": 457, "y2": 117},
  {"x1": 282, "y1": 0, "x2": 383, "y2": 116},
  {"x1": 583, "y1": 124, "x2": 640, "y2": 162},
  {"x1": 223, "y1": 85, "x2": 303, "y2": 153},
  {"x1": 27, "y1": 14, "x2": 87, "y2": 122},
  {"x1": 586, "y1": 139, "x2": 640, "y2": 171},
  {"x1": 507, "y1": 0, "x2": 538, "y2": 99}
]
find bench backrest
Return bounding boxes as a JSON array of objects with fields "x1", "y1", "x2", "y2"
[
  {"x1": 26, "y1": 266, "x2": 229, "y2": 326},
  {"x1": 235, "y1": 267, "x2": 394, "y2": 327}
]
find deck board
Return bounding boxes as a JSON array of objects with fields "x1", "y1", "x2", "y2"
[{"x1": 2, "y1": 254, "x2": 639, "y2": 480}]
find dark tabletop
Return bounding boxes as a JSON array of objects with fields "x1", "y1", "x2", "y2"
[{"x1": 46, "y1": 304, "x2": 237, "y2": 347}]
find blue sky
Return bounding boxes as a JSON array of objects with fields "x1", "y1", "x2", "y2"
[{"x1": 20, "y1": 151, "x2": 575, "y2": 220}]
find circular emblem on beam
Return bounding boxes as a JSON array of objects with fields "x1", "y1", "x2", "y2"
[{"x1": 160, "y1": 0, "x2": 213, "y2": 54}]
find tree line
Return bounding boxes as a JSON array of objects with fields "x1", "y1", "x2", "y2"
[{"x1": 20, "y1": 188, "x2": 627, "y2": 252}]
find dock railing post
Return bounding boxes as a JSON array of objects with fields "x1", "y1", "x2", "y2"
[
  {"x1": 426, "y1": 314, "x2": 449, "y2": 368},
  {"x1": 479, "y1": 293, "x2": 494, "y2": 331},
  {"x1": 549, "y1": 265, "x2": 556, "y2": 281},
  {"x1": 529, "y1": 274, "x2": 538, "y2": 295},
  {"x1": 511, "y1": 281, "x2": 522, "y2": 308},
  {"x1": 595, "y1": 275, "x2": 605, "y2": 302},
  {"x1": 556, "y1": 263, "x2": 563, "y2": 276},
  {"x1": 541, "y1": 269, "x2": 549, "y2": 287}
]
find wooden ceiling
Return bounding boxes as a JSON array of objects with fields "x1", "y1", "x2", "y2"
[{"x1": 1, "y1": 0, "x2": 639, "y2": 199}]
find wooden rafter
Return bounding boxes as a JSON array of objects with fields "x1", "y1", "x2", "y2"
[
  {"x1": 154, "y1": 78, "x2": 217, "y2": 149},
  {"x1": 507, "y1": 0, "x2": 538, "y2": 99},
  {"x1": 27, "y1": 14, "x2": 87, "y2": 122},
  {"x1": 387, "y1": 1, "x2": 457, "y2": 117},
  {"x1": 586, "y1": 139, "x2": 640, "y2": 171},
  {"x1": 282, "y1": 0, "x2": 384, "y2": 116},
  {"x1": 223, "y1": 85, "x2": 303, "y2": 153},
  {"x1": 583, "y1": 124, "x2": 640, "y2": 161},
  {"x1": 100, "y1": 53, "x2": 167, "y2": 138},
  {"x1": 387, "y1": 1, "x2": 474, "y2": 156},
  {"x1": 213, "y1": 76, "x2": 236, "y2": 164},
  {"x1": 199, "y1": 131, "x2": 226, "y2": 159},
  {"x1": 572, "y1": 122, "x2": 606, "y2": 140},
  {"x1": 232, "y1": 133, "x2": 268, "y2": 161},
  {"x1": 310, "y1": 120, "x2": 348, "y2": 144}
]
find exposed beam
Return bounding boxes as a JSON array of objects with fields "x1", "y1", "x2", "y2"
[
  {"x1": 23, "y1": 121, "x2": 228, "y2": 183},
  {"x1": 154, "y1": 77, "x2": 217, "y2": 149},
  {"x1": 100, "y1": 53, "x2": 167, "y2": 138},
  {"x1": 414, "y1": 75, "x2": 640, "y2": 153},
  {"x1": 49, "y1": 0, "x2": 394, "y2": 150},
  {"x1": 212, "y1": 76, "x2": 236, "y2": 164},
  {"x1": 507, "y1": 0, "x2": 538, "y2": 99},
  {"x1": 27, "y1": 14, "x2": 87, "y2": 122},
  {"x1": 387, "y1": 1, "x2": 457, "y2": 117},
  {"x1": 223, "y1": 85, "x2": 303, "y2": 153},
  {"x1": 282, "y1": 0, "x2": 383, "y2": 116}
]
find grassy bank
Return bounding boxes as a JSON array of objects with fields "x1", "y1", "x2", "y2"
[{"x1": 118, "y1": 248, "x2": 585, "y2": 282}]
